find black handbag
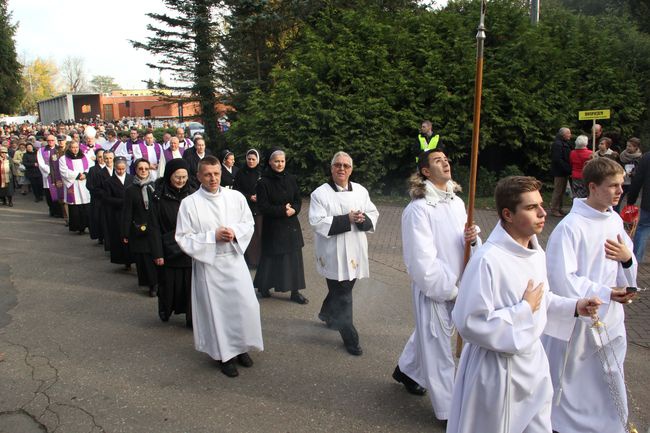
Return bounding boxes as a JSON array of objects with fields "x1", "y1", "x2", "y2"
[{"x1": 132, "y1": 222, "x2": 148, "y2": 237}]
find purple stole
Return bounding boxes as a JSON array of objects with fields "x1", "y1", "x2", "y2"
[
  {"x1": 127, "y1": 139, "x2": 143, "y2": 174},
  {"x1": 182, "y1": 138, "x2": 192, "y2": 148},
  {"x1": 64, "y1": 156, "x2": 89, "y2": 204},
  {"x1": 163, "y1": 147, "x2": 185, "y2": 163},
  {"x1": 109, "y1": 140, "x2": 121, "y2": 152},
  {"x1": 138, "y1": 143, "x2": 162, "y2": 164},
  {"x1": 40, "y1": 147, "x2": 55, "y2": 190},
  {"x1": 49, "y1": 152, "x2": 63, "y2": 201}
]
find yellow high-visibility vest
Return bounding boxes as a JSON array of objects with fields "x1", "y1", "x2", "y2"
[{"x1": 416, "y1": 134, "x2": 440, "y2": 162}]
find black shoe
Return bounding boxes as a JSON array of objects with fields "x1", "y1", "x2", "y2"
[
  {"x1": 237, "y1": 353, "x2": 253, "y2": 368},
  {"x1": 98, "y1": 239, "x2": 104, "y2": 245},
  {"x1": 392, "y1": 365, "x2": 427, "y2": 395},
  {"x1": 344, "y1": 342, "x2": 363, "y2": 356},
  {"x1": 340, "y1": 327, "x2": 362, "y2": 356},
  {"x1": 290, "y1": 291, "x2": 309, "y2": 305},
  {"x1": 149, "y1": 285, "x2": 158, "y2": 297},
  {"x1": 220, "y1": 359, "x2": 239, "y2": 377},
  {"x1": 186, "y1": 317, "x2": 193, "y2": 329},
  {"x1": 259, "y1": 288, "x2": 271, "y2": 298},
  {"x1": 158, "y1": 311, "x2": 169, "y2": 322},
  {"x1": 124, "y1": 264, "x2": 132, "y2": 271}
]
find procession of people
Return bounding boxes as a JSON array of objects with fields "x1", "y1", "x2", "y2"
[{"x1": 1, "y1": 118, "x2": 644, "y2": 433}]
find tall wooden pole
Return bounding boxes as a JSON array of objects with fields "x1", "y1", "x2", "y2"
[{"x1": 456, "y1": 0, "x2": 487, "y2": 358}]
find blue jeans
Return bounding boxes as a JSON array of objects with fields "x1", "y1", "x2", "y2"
[{"x1": 633, "y1": 208, "x2": 650, "y2": 262}]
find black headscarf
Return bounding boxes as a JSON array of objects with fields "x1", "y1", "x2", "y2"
[{"x1": 156, "y1": 157, "x2": 192, "y2": 201}]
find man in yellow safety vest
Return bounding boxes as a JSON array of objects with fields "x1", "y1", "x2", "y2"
[{"x1": 414, "y1": 120, "x2": 441, "y2": 162}]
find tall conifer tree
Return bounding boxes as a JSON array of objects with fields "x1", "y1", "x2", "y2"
[
  {"x1": 132, "y1": 0, "x2": 220, "y2": 145},
  {"x1": 0, "y1": 0, "x2": 23, "y2": 114}
]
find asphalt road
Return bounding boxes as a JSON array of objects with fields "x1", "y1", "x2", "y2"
[{"x1": 0, "y1": 194, "x2": 648, "y2": 433}]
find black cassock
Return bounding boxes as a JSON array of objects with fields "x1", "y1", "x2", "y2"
[
  {"x1": 86, "y1": 164, "x2": 105, "y2": 241},
  {"x1": 102, "y1": 174, "x2": 134, "y2": 265}
]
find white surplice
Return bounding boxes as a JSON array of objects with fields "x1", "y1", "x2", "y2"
[
  {"x1": 448, "y1": 222, "x2": 576, "y2": 433},
  {"x1": 397, "y1": 180, "x2": 475, "y2": 420},
  {"x1": 176, "y1": 186, "x2": 263, "y2": 361},
  {"x1": 309, "y1": 181, "x2": 379, "y2": 281},
  {"x1": 59, "y1": 155, "x2": 91, "y2": 205},
  {"x1": 543, "y1": 198, "x2": 636, "y2": 433}
]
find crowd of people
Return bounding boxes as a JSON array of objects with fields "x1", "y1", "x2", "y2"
[{"x1": 1, "y1": 118, "x2": 644, "y2": 433}]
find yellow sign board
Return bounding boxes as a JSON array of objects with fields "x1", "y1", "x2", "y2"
[{"x1": 579, "y1": 109, "x2": 611, "y2": 120}]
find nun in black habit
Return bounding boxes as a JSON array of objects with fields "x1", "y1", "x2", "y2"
[
  {"x1": 152, "y1": 158, "x2": 194, "y2": 326},
  {"x1": 233, "y1": 148, "x2": 262, "y2": 268},
  {"x1": 253, "y1": 148, "x2": 308, "y2": 304}
]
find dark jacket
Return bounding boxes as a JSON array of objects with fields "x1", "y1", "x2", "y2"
[
  {"x1": 627, "y1": 152, "x2": 650, "y2": 212},
  {"x1": 152, "y1": 181, "x2": 194, "y2": 267},
  {"x1": 550, "y1": 135, "x2": 572, "y2": 177},
  {"x1": 103, "y1": 174, "x2": 134, "y2": 264},
  {"x1": 220, "y1": 164, "x2": 239, "y2": 188},
  {"x1": 233, "y1": 165, "x2": 261, "y2": 216},
  {"x1": 121, "y1": 181, "x2": 160, "y2": 255},
  {"x1": 256, "y1": 169, "x2": 304, "y2": 255},
  {"x1": 182, "y1": 147, "x2": 212, "y2": 189},
  {"x1": 22, "y1": 150, "x2": 41, "y2": 178}
]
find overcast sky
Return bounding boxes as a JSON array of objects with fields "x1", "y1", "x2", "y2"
[
  {"x1": 9, "y1": 0, "x2": 449, "y2": 91},
  {"x1": 10, "y1": 0, "x2": 166, "y2": 89}
]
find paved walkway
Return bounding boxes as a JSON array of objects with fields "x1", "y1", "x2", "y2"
[{"x1": 0, "y1": 194, "x2": 647, "y2": 432}]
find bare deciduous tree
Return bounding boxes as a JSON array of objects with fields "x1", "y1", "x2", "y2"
[{"x1": 60, "y1": 56, "x2": 87, "y2": 92}]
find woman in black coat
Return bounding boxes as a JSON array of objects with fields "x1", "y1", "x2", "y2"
[
  {"x1": 219, "y1": 149, "x2": 239, "y2": 188},
  {"x1": 121, "y1": 158, "x2": 159, "y2": 297},
  {"x1": 103, "y1": 157, "x2": 133, "y2": 268},
  {"x1": 152, "y1": 158, "x2": 194, "y2": 326},
  {"x1": 86, "y1": 149, "x2": 106, "y2": 244},
  {"x1": 253, "y1": 149, "x2": 308, "y2": 304},
  {"x1": 233, "y1": 148, "x2": 262, "y2": 268},
  {"x1": 22, "y1": 143, "x2": 44, "y2": 202}
]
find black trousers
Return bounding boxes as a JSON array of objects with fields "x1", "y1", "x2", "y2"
[
  {"x1": 44, "y1": 188, "x2": 62, "y2": 217},
  {"x1": 27, "y1": 176, "x2": 43, "y2": 200},
  {"x1": 320, "y1": 279, "x2": 358, "y2": 344}
]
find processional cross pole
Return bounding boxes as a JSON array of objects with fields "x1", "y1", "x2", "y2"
[{"x1": 456, "y1": 0, "x2": 487, "y2": 358}]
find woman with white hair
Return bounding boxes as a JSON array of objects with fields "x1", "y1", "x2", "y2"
[{"x1": 569, "y1": 134, "x2": 593, "y2": 199}]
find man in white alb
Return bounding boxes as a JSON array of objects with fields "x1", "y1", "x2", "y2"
[
  {"x1": 448, "y1": 176, "x2": 602, "y2": 433},
  {"x1": 176, "y1": 155, "x2": 263, "y2": 378},
  {"x1": 392, "y1": 149, "x2": 479, "y2": 421}
]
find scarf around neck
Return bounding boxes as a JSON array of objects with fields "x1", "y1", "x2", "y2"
[{"x1": 133, "y1": 175, "x2": 154, "y2": 210}]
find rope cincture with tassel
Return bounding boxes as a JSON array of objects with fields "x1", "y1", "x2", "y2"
[{"x1": 590, "y1": 312, "x2": 640, "y2": 433}]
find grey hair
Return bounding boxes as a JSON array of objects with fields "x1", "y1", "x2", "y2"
[
  {"x1": 331, "y1": 151, "x2": 353, "y2": 167},
  {"x1": 575, "y1": 134, "x2": 589, "y2": 149},
  {"x1": 558, "y1": 127, "x2": 570, "y2": 136}
]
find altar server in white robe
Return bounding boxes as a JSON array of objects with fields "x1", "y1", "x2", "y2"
[
  {"x1": 392, "y1": 149, "x2": 479, "y2": 421},
  {"x1": 448, "y1": 176, "x2": 602, "y2": 433},
  {"x1": 176, "y1": 155, "x2": 263, "y2": 378},
  {"x1": 543, "y1": 158, "x2": 637, "y2": 433},
  {"x1": 132, "y1": 131, "x2": 162, "y2": 181},
  {"x1": 59, "y1": 141, "x2": 91, "y2": 234},
  {"x1": 309, "y1": 151, "x2": 379, "y2": 356}
]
